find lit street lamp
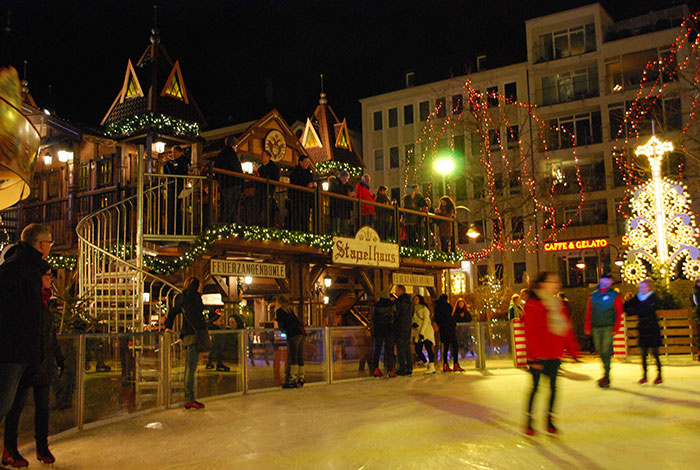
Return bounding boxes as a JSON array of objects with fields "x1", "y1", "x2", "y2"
[{"x1": 433, "y1": 155, "x2": 455, "y2": 196}]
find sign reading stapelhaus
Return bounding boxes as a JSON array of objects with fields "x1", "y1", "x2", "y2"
[
  {"x1": 332, "y1": 226, "x2": 399, "y2": 269},
  {"x1": 210, "y1": 260, "x2": 287, "y2": 278}
]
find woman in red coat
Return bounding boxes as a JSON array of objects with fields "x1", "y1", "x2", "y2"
[{"x1": 523, "y1": 272, "x2": 580, "y2": 435}]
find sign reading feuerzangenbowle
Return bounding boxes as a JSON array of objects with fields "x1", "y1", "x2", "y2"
[
  {"x1": 332, "y1": 226, "x2": 399, "y2": 269},
  {"x1": 210, "y1": 260, "x2": 287, "y2": 278}
]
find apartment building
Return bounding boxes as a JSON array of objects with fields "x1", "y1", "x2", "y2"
[{"x1": 360, "y1": 3, "x2": 690, "y2": 289}]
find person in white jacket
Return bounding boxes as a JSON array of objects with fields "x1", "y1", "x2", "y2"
[{"x1": 412, "y1": 294, "x2": 436, "y2": 374}]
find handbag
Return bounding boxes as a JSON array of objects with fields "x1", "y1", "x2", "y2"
[{"x1": 183, "y1": 306, "x2": 212, "y2": 352}]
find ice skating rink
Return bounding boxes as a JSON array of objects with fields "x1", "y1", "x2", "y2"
[{"x1": 41, "y1": 361, "x2": 699, "y2": 469}]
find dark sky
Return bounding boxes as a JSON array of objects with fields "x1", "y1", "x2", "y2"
[{"x1": 1, "y1": 0, "x2": 689, "y2": 130}]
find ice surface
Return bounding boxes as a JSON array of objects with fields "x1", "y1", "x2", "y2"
[{"x1": 35, "y1": 360, "x2": 700, "y2": 469}]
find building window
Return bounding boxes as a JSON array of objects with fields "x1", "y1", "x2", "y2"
[
  {"x1": 47, "y1": 171, "x2": 61, "y2": 199},
  {"x1": 452, "y1": 94, "x2": 463, "y2": 114},
  {"x1": 405, "y1": 71, "x2": 415, "y2": 88},
  {"x1": 388, "y1": 108, "x2": 398, "y2": 128},
  {"x1": 472, "y1": 175, "x2": 484, "y2": 199},
  {"x1": 556, "y1": 111, "x2": 602, "y2": 148},
  {"x1": 538, "y1": 23, "x2": 596, "y2": 62},
  {"x1": 373, "y1": 111, "x2": 382, "y2": 131},
  {"x1": 436, "y1": 97, "x2": 446, "y2": 117},
  {"x1": 488, "y1": 129, "x2": 501, "y2": 149},
  {"x1": 514, "y1": 262, "x2": 526, "y2": 284},
  {"x1": 477, "y1": 264, "x2": 488, "y2": 284},
  {"x1": 471, "y1": 132, "x2": 482, "y2": 157},
  {"x1": 541, "y1": 66, "x2": 599, "y2": 106},
  {"x1": 605, "y1": 46, "x2": 675, "y2": 93},
  {"x1": 456, "y1": 177, "x2": 467, "y2": 201},
  {"x1": 453, "y1": 134, "x2": 465, "y2": 160},
  {"x1": 504, "y1": 82, "x2": 517, "y2": 103},
  {"x1": 97, "y1": 157, "x2": 114, "y2": 188},
  {"x1": 389, "y1": 146, "x2": 399, "y2": 168},
  {"x1": 487, "y1": 86, "x2": 499, "y2": 107},
  {"x1": 78, "y1": 163, "x2": 90, "y2": 192},
  {"x1": 509, "y1": 171, "x2": 521, "y2": 195},
  {"x1": 404, "y1": 104, "x2": 414, "y2": 125},
  {"x1": 557, "y1": 200, "x2": 607, "y2": 227},
  {"x1": 374, "y1": 149, "x2": 384, "y2": 171},
  {"x1": 511, "y1": 216, "x2": 524, "y2": 239},
  {"x1": 419, "y1": 101, "x2": 430, "y2": 121},
  {"x1": 506, "y1": 125, "x2": 519, "y2": 149},
  {"x1": 29, "y1": 175, "x2": 41, "y2": 201}
]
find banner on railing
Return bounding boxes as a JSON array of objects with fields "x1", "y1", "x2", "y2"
[
  {"x1": 332, "y1": 226, "x2": 399, "y2": 269},
  {"x1": 210, "y1": 259, "x2": 287, "y2": 278},
  {"x1": 392, "y1": 272, "x2": 434, "y2": 287}
]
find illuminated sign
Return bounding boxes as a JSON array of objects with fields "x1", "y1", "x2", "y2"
[
  {"x1": 333, "y1": 226, "x2": 399, "y2": 269},
  {"x1": 210, "y1": 260, "x2": 286, "y2": 278},
  {"x1": 392, "y1": 273, "x2": 434, "y2": 287},
  {"x1": 543, "y1": 238, "x2": 609, "y2": 252}
]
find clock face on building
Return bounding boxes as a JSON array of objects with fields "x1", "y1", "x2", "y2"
[{"x1": 264, "y1": 130, "x2": 287, "y2": 162}]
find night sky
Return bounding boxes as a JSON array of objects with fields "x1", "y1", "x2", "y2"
[{"x1": 1, "y1": 0, "x2": 689, "y2": 131}]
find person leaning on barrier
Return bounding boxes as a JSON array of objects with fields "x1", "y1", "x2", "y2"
[
  {"x1": 0, "y1": 224, "x2": 53, "y2": 466},
  {"x1": 355, "y1": 174, "x2": 375, "y2": 228},
  {"x1": 255, "y1": 150, "x2": 280, "y2": 227},
  {"x1": 328, "y1": 170, "x2": 353, "y2": 235},
  {"x1": 214, "y1": 136, "x2": 244, "y2": 223},
  {"x1": 275, "y1": 295, "x2": 306, "y2": 388},
  {"x1": 436, "y1": 195, "x2": 456, "y2": 252},
  {"x1": 165, "y1": 277, "x2": 208, "y2": 410},
  {"x1": 287, "y1": 154, "x2": 316, "y2": 232},
  {"x1": 393, "y1": 285, "x2": 414, "y2": 376},
  {"x1": 508, "y1": 294, "x2": 524, "y2": 320},
  {"x1": 163, "y1": 145, "x2": 191, "y2": 234},
  {"x1": 374, "y1": 185, "x2": 392, "y2": 240},
  {"x1": 371, "y1": 291, "x2": 397, "y2": 378},
  {"x1": 453, "y1": 298, "x2": 474, "y2": 357}
]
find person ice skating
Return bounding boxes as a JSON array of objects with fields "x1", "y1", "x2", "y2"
[
  {"x1": 393, "y1": 285, "x2": 414, "y2": 376},
  {"x1": 0, "y1": 224, "x2": 53, "y2": 467},
  {"x1": 371, "y1": 291, "x2": 397, "y2": 378},
  {"x1": 508, "y1": 294, "x2": 524, "y2": 320},
  {"x1": 3, "y1": 262, "x2": 64, "y2": 466},
  {"x1": 584, "y1": 272, "x2": 623, "y2": 388},
  {"x1": 691, "y1": 279, "x2": 700, "y2": 354},
  {"x1": 523, "y1": 272, "x2": 580, "y2": 435},
  {"x1": 624, "y1": 280, "x2": 663, "y2": 385},
  {"x1": 165, "y1": 277, "x2": 208, "y2": 409},
  {"x1": 435, "y1": 294, "x2": 463, "y2": 372},
  {"x1": 275, "y1": 295, "x2": 306, "y2": 388},
  {"x1": 412, "y1": 294, "x2": 436, "y2": 374}
]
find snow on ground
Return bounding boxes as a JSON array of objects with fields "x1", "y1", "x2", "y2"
[{"x1": 36, "y1": 360, "x2": 700, "y2": 469}]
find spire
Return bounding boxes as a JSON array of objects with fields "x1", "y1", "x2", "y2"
[
  {"x1": 20, "y1": 59, "x2": 28, "y2": 94},
  {"x1": 319, "y1": 73, "x2": 327, "y2": 105},
  {"x1": 150, "y1": 4, "x2": 160, "y2": 44}
]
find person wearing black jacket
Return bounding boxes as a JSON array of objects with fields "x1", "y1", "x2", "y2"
[
  {"x1": 0, "y1": 224, "x2": 53, "y2": 468},
  {"x1": 624, "y1": 280, "x2": 663, "y2": 384},
  {"x1": 453, "y1": 298, "x2": 474, "y2": 356},
  {"x1": 163, "y1": 146, "x2": 191, "y2": 234},
  {"x1": 435, "y1": 294, "x2": 463, "y2": 372},
  {"x1": 275, "y1": 295, "x2": 306, "y2": 388},
  {"x1": 214, "y1": 137, "x2": 244, "y2": 223},
  {"x1": 394, "y1": 285, "x2": 414, "y2": 376},
  {"x1": 165, "y1": 277, "x2": 208, "y2": 409},
  {"x1": 691, "y1": 279, "x2": 700, "y2": 355},
  {"x1": 287, "y1": 154, "x2": 315, "y2": 232},
  {"x1": 256, "y1": 150, "x2": 281, "y2": 227},
  {"x1": 3, "y1": 262, "x2": 64, "y2": 466},
  {"x1": 329, "y1": 171, "x2": 353, "y2": 235},
  {"x1": 372, "y1": 291, "x2": 397, "y2": 378}
]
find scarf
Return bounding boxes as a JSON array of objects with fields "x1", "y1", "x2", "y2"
[
  {"x1": 534, "y1": 289, "x2": 569, "y2": 337},
  {"x1": 42, "y1": 287, "x2": 52, "y2": 308},
  {"x1": 637, "y1": 291, "x2": 653, "y2": 302}
]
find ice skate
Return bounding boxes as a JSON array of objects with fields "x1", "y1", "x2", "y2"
[
  {"x1": 2, "y1": 448, "x2": 28, "y2": 467},
  {"x1": 653, "y1": 376, "x2": 663, "y2": 385},
  {"x1": 36, "y1": 445, "x2": 55, "y2": 464},
  {"x1": 425, "y1": 363, "x2": 436, "y2": 374},
  {"x1": 453, "y1": 363, "x2": 465, "y2": 372},
  {"x1": 184, "y1": 401, "x2": 205, "y2": 409},
  {"x1": 442, "y1": 362, "x2": 452, "y2": 372},
  {"x1": 205, "y1": 362, "x2": 215, "y2": 370},
  {"x1": 597, "y1": 376, "x2": 610, "y2": 388},
  {"x1": 95, "y1": 363, "x2": 111, "y2": 372},
  {"x1": 216, "y1": 363, "x2": 230, "y2": 372},
  {"x1": 297, "y1": 366, "x2": 305, "y2": 387},
  {"x1": 388, "y1": 370, "x2": 397, "y2": 378},
  {"x1": 373, "y1": 367, "x2": 384, "y2": 377},
  {"x1": 638, "y1": 375, "x2": 648, "y2": 384},
  {"x1": 546, "y1": 415, "x2": 558, "y2": 434}
]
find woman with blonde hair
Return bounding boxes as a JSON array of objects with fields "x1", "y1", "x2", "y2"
[
  {"x1": 623, "y1": 279, "x2": 662, "y2": 384},
  {"x1": 436, "y1": 196, "x2": 456, "y2": 252},
  {"x1": 165, "y1": 277, "x2": 208, "y2": 409}
]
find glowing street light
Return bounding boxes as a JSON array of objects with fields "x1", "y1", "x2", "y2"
[
  {"x1": 466, "y1": 224, "x2": 481, "y2": 239},
  {"x1": 154, "y1": 141, "x2": 166, "y2": 154},
  {"x1": 324, "y1": 277, "x2": 332, "y2": 288},
  {"x1": 57, "y1": 150, "x2": 73, "y2": 162},
  {"x1": 43, "y1": 154, "x2": 52, "y2": 166},
  {"x1": 433, "y1": 154, "x2": 455, "y2": 196},
  {"x1": 576, "y1": 259, "x2": 586, "y2": 269},
  {"x1": 243, "y1": 276, "x2": 253, "y2": 285}
]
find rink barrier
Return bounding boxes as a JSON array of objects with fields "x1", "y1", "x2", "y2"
[
  {"x1": 613, "y1": 313, "x2": 627, "y2": 361},
  {"x1": 17, "y1": 323, "x2": 516, "y2": 443}
]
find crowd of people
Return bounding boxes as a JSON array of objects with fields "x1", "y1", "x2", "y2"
[{"x1": 211, "y1": 144, "x2": 458, "y2": 250}]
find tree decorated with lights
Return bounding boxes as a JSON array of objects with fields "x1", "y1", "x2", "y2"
[
  {"x1": 405, "y1": 79, "x2": 586, "y2": 284},
  {"x1": 622, "y1": 136, "x2": 700, "y2": 284}
]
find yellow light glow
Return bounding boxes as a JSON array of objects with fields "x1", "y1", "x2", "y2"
[
  {"x1": 433, "y1": 157, "x2": 455, "y2": 176},
  {"x1": 467, "y1": 224, "x2": 481, "y2": 239},
  {"x1": 451, "y1": 272, "x2": 466, "y2": 294},
  {"x1": 57, "y1": 150, "x2": 73, "y2": 162},
  {"x1": 244, "y1": 276, "x2": 253, "y2": 285}
]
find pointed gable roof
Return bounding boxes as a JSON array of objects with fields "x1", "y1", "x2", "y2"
[
  {"x1": 302, "y1": 92, "x2": 364, "y2": 168},
  {"x1": 234, "y1": 109, "x2": 307, "y2": 167},
  {"x1": 101, "y1": 31, "x2": 206, "y2": 136}
]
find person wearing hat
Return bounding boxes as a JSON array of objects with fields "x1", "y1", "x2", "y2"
[
  {"x1": 275, "y1": 295, "x2": 307, "y2": 388},
  {"x1": 371, "y1": 291, "x2": 397, "y2": 377},
  {"x1": 584, "y1": 272, "x2": 623, "y2": 388}
]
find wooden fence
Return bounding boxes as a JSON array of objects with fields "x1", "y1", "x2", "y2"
[{"x1": 626, "y1": 309, "x2": 698, "y2": 358}]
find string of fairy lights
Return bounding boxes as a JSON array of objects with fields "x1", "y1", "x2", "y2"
[
  {"x1": 402, "y1": 78, "x2": 586, "y2": 263},
  {"x1": 314, "y1": 161, "x2": 363, "y2": 177},
  {"x1": 104, "y1": 113, "x2": 200, "y2": 138}
]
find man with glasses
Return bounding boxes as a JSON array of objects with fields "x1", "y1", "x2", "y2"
[{"x1": 0, "y1": 223, "x2": 53, "y2": 465}]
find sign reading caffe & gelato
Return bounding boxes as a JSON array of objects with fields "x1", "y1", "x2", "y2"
[{"x1": 332, "y1": 226, "x2": 399, "y2": 269}]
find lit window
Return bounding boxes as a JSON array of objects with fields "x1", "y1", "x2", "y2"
[{"x1": 163, "y1": 74, "x2": 184, "y2": 100}]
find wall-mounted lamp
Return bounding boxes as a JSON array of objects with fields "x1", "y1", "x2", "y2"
[
  {"x1": 467, "y1": 224, "x2": 481, "y2": 239},
  {"x1": 154, "y1": 141, "x2": 166, "y2": 153},
  {"x1": 321, "y1": 181, "x2": 329, "y2": 191},
  {"x1": 575, "y1": 259, "x2": 586, "y2": 269},
  {"x1": 241, "y1": 161, "x2": 254, "y2": 174},
  {"x1": 43, "y1": 154, "x2": 52, "y2": 166},
  {"x1": 57, "y1": 150, "x2": 73, "y2": 163},
  {"x1": 243, "y1": 276, "x2": 253, "y2": 285},
  {"x1": 323, "y1": 296, "x2": 329, "y2": 304},
  {"x1": 324, "y1": 276, "x2": 332, "y2": 288}
]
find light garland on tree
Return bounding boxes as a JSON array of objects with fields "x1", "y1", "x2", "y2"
[
  {"x1": 105, "y1": 113, "x2": 200, "y2": 138},
  {"x1": 622, "y1": 136, "x2": 700, "y2": 283},
  {"x1": 314, "y1": 161, "x2": 363, "y2": 177}
]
